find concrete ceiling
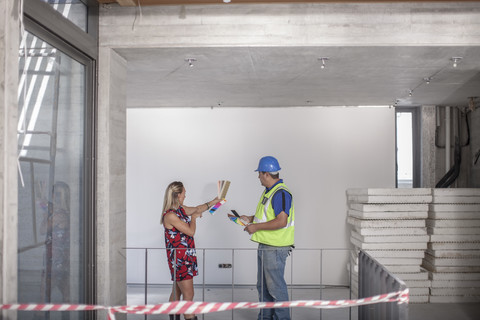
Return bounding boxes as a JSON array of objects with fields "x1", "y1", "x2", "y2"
[{"x1": 117, "y1": 45, "x2": 480, "y2": 108}]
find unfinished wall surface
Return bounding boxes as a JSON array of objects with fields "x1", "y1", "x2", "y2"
[
  {"x1": 126, "y1": 107, "x2": 395, "y2": 285},
  {"x1": 0, "y1": 0, "x2": 19, "y2": 319},
  {"x1": 421, "y1": 105, "x2": 437, "y2": 188},
  {"x1": 96, "y1": 47, "x2": 128, "y2": 308}
]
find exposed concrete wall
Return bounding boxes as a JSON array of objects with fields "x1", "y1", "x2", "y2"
[
  {"x1": 99, "y1": 2, "x2": 480, "y2": 48},
  {"x1": 97, "y1": 47, "x2": 127, "y2": 309},
  {"x1": 421, "y1": 105, "x2": 437, "y2": 188},
  {"x1": 0, "y1": 0, "x2": 19, "y2": 319}
]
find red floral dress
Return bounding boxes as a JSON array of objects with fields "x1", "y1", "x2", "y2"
[{"x1": 163, "y1": 206, "x2": 198, "y2": 281}]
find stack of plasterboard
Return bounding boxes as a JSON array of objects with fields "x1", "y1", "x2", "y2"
[
  {"x1": 347, "y1": 188, "x2": 432, "y2": 303},
  {"x1": 423, "y1": 188, "x2": 480, "y2": 303}
]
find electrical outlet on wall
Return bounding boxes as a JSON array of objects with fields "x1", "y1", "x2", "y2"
[{"x1": 218, "y1": 263, "x2": 232, "y2": 268}]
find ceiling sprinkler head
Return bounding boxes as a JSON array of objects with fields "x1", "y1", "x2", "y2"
[
  {"x1": 450, "y1": 57, "x2": 462, "y2": 68},
  {"x1": 185, "y1": 58, "x2": 197, "y2": 67},
  {"x1": 318, "y1": 57, "x2": 329, "y2": 69}
]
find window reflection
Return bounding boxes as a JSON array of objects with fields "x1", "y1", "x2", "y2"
[
  {"x1": 39, "y1": 0, "x2": 88, "y2": 32},
  {"x1": 18, "y1": 30, "x2": 86, "y2": 320}
]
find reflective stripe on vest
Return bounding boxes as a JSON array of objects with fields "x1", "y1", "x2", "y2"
[{"x1": 251, "y1": 182, "x2": 295, "y2": 247}]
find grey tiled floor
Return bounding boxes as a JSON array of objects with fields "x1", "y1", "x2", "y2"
[{"x1": 126, "y1": 284, "x2": 480, "y2": 320}]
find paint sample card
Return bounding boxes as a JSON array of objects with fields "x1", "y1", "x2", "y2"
[
  {"x1": 218, "y1": 180, "x2": 231, "y2": 199},
  {"x1": 209, "y1": 199, "x2": 226, "y2": 214}
]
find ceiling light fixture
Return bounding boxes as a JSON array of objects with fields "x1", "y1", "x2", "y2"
[
  {"x1": 408, "y1": 90, "x2": 413, "y2": 97},
  {"x1": 450, "y1": 57, "x2": 462, "y2": 68},
  {"x1": 223, "y1": 0, "x2": 231, "y2": 2},
  {"x1": 185, "y1": 58, "x2": 197, "y2": 67},
  {"x1": 318, "y1": 57, "x2": 329, "y2": 69},
  {"x1": 424, "y1": 77, "x2": 431, "y2": 84}
]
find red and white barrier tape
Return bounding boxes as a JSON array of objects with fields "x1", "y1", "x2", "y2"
[{"x1": 0, "y1": 288, "x2": 408, "y2": 320}]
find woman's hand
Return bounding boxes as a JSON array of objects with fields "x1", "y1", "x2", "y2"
[{"x1": 210, "y1": 197, "x2": 221, "y2": 206}]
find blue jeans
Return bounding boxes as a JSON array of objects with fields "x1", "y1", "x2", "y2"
[{"x1": 257, "y1": 243, "x2": 291, "y2": 320}]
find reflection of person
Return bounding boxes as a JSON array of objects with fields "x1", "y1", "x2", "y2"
[
  {"x1": 38, "y1": 181, "x2": 71, "y2": 303},
  {"x1": 161, "y1": 181, "x2": 220, "y2": 320},
  {"x1": 240, "y1": 156, "x2": 295, "y2": 320}
]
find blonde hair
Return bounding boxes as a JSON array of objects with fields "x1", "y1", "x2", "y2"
[{"x1": 161, "y1": 181, "x2": 184, "y2": 224}]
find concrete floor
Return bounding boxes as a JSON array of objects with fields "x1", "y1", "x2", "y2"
[{"x1": 126, "y1": 284, "x2": 480, "y2": 320}]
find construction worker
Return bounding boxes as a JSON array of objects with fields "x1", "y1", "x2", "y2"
[{"x1": 241, "y1": 156, "x2": 295, "y2": 320}]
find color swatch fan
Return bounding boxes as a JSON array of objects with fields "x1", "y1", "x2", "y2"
[
  {"x1": 218, "y1": 180, "x2": 231, "y2": 199},
  {"x1": 209, "y1": 180, "x2": 231, "y2": 214}
]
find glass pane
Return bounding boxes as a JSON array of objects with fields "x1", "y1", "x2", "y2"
[
  {"x1": 17, "y1": 30, "x2": 86, "y2": 319},
  {"x1": 40, "y1": 0, "x2": 88, "y2": 32},
  {"x1": 396, "y1": 112, "x2": 413, "y2": 188}
]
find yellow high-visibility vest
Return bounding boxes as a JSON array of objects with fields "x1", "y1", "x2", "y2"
[{"x1": 251, "y1": 182, "x2": 295, "y2": 247}]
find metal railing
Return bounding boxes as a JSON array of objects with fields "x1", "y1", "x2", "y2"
[
  {"x1": 125, "y1": 247, "x2": 353, "y2": 319},
  {"x1": 358, "y1": 250, "x2": 408, "y2": 320}
]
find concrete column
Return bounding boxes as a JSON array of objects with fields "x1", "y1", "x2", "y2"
[
  {"x1": 96, "y1": 46, "x2": 127, "y2": 311},
  {"x1": 0, "y1": 0, "x2": 19, "y2": 318},
  {"x1": 421, "y1": 105, "x2": 436, "y2": 188}
]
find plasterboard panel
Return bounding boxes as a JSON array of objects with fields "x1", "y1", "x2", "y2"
[
  {"x1": 431, "y1": 280, "x2": 480, "y2": 288},
  {"x1": 422, "y1": 260, "x2": 480, "y2": 272},
  {"x1": 409, "y1": 296, "x2": 429, "y2": 303},
  {"x1": 384, "y1": 265, "x2": 422, "y2": 273},
  {"x1": 428, "y1": 227, "x2": 480, "y2": 235},
  {"x1": 429, "y1": 272, "x2": 480, "y2": 281},
  {"x1": 362, "y1": 250, "x2": 425, "y2": 259},
  {"x1": 348, "y1": 217, "x2": 425, "y2": 228},
  {"x1": 351, "y1": 237, "x2": 427, "y2": 250},
  {"x1": 429, "y1": 234, "x2": 480, "y2": 242},
  {"x1": 350, "y1": 203, "x2": 429, "y2": 212},
  {"x1": 351, "y1": 231, "x2": 429, "y2": 243},
  {"x1": 354, "y1": 227, "x2": 427, "y2": 236},
  {"x1": 348, "y1": 209, "x2": 427, "y2": 220},
  {"x1": 426, "y1": 249, "x2": 480, "y2": 258},
  {"x1": 430, "y1": 287, "x2": 480, "y2": 295},
  {"x1": 403, "y1": 280, "x2": 431, "y2": 288},
  {"x1": 424, "y1": 254, "x2": 480, "y2": 266},
  {"x1": 346, "y1": 188, "x2": 432, "y2": 196},
  {"x1": 427, "y1": 219, "x2": 480, "y2": 227},
  {"x1": 432, "y1": 188, "x2": 480, "y2": 197},
  {"x1": 429, "y1": 296, "x2": 480, "y2": 303},
  {"x1": 376, "y1": 257, "x2": 423, "y2": 265},
  {"x1": 428, "y1": 211, "x2": 480, "y2": 219},
  {"x1": 347, "y1": 195, "x2": 432, "y2": 204},
  {"x1": 429, "y1": 204, "x2": 480, "y2": 212},
  {"x1": 428, "y1": 242, "x2": 480, "y2": 250},
  {"x1": 432, "y1": 196, "x2": 480, "y2": 204},
  {"x1": 394, "y1": 271, "x2": 429, "y2": 281}
]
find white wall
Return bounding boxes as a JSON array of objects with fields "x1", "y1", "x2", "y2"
[{"x1": 126, "y1": 106, "x2": 395, "y2": 286}]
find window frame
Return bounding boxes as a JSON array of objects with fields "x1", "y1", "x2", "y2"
[
  {"x1": 395, "y1": 106, "x2": 421, "y2": 188},
  {"x1": 22, "y1": 0, "x2": 98, "y2": 312}
]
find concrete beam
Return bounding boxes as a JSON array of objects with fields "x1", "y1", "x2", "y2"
[{"x1": 100, "y1": 2, "x2": 480, "y2": 48}]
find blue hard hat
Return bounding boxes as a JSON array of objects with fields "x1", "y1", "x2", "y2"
[{"x1": 255, "y1": 156, "x2": 281, "y2": 172}]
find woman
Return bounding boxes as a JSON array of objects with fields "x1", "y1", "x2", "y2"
[{"x1": 161, "y1": 181, "x2": 220, "y2": 320}]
